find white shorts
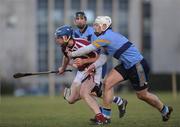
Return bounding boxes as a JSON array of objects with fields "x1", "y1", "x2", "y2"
[{"x1": 73, "y1": 67, "x2": 102, "y2": 86}]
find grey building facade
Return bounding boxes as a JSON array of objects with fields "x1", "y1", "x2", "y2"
[{"x1": 0, "y1": 0, "x2": 180, "y2": 95}]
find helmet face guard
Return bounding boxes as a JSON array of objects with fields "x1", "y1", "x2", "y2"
[{"x1": 55, "y1": 25, "x2": 73, "y2": 43}]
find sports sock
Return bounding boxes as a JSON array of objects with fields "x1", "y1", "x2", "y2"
[
  {"x1": 102, "y1": 108, "x2": 111, "y2": 119},
  {"x1": 113, "y1": 96, "x2": 123, "y2": 106},
  {"x1": 161, "y1": 105, "x2": 169, "y2": 116}
]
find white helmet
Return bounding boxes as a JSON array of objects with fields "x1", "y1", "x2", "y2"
[{"x1": 94, "y1": 16, "x2": 112, "y2": 31}]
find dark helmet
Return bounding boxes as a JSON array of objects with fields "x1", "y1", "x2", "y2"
[
  {"x1": 75, "y1": 11, "x2": 87, "y2": 20},
  {"x1": 55, "y1": 25, "x2": 73, "y2": 38}
]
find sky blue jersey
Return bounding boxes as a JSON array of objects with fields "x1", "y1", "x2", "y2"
[
  {"x1": 73, "y1": 25, "x2": 97, "y2": 42},
  {"x1": 92, "y1": 29, "x2": 143, "y2": 69}
]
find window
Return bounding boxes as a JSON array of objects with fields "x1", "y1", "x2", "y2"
[
  {"x1": 104, "y1": 0, "x2": 112, "y2": 16},
  {"x1": 54, "y1": 0, "x2": 64, "y2": 69},
  {"x1": 37, "y1": 0, "x2": 48, "y2": 71},
  {"x1": 117, "y1": 0, "x2": 129, "y2": 37},
  {"x1": 87, "y1": 0, "x2": 96, "y2": 24},
  {"x1": 142, "y1": 0, "x2": 152, "y2": 66}
]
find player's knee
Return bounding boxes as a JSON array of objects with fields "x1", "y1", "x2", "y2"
[
  {"x1": 66, "y1": 98, "x2": 76, "y2": 104},
  {"x1": 64, "y1": 95, "x2": 77, "y2": 104},
  {"x1": 64, "y1": 96, "x2": 76, "y2": 104},
  {"x1": 64, "y1": 88, "x2": 80, "y2": 104},
  {"x1": 64, "y1": 87, "x2": 75, "y2": 104},
  {"x1": 136, "y1": 91, "x2": 149, "y2": 101}
]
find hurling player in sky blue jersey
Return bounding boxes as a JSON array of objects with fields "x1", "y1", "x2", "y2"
[
  {"x1": 69, "y1": 16, "x2": 173, "y2": 124},
  {"x1": 73, "y1": 11, "x2": 95, "y2": 42},
  {"x1": 73, "y1": 11, "x2": 128, "y2": 122}
]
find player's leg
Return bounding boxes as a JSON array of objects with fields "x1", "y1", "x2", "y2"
[
  {"x1": 88, "y1": 67, "x2": 107, "y2": 124},
  {"x1": 136, "y1": 88, "x2": 173, "y2": 121},
  {"x1": 80, "y1": 76, "x2": 108, "y2": 125},
  {"x1": 91, "y1": 84, "x2": 128, "y2": 118},
  {"x1": 91, "y1": 67, "x2": 103, "y2": 97},
  {"x1": 96, "y1": 63, "x2": 128, "y2": 118},
  {"x1": 64, "y1": 82, "x2": 81, "y2": 104},
  {"x1": 90, "y1": 66, "x2": 128, "y2": 120},
  {"x1": 129, "y1": 59, "x2": 173, "y2": 121},
  {"x1": 102, "y1": 66, "x2": 125, "y2": 120},
  {"x1": 112, "y1": 96, "x2": 128, "y2": 118},
  {"x1": 89, "y1": 93, "x2": 128, "y2": 119},
  {"x1": 136, "y1": 88, "x2": 172, "y2": 121},
  {"x1": 64, "y1": 71, "x2": 83, "y2": 104},
  {"x1": 80, "y1": 77, "x2": 100, "y2": 114}
]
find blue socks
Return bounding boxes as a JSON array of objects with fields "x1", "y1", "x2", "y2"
[
  {"x1": 161, "y1": 105, "x2": 169, "y2": 116},
  {"x1": 101, "y1": 108, "x2": 111, "y2": 119}
]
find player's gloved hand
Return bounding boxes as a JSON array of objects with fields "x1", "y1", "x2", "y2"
[{"x1": 58, "y1": 67, "x2": 65, "y2": 75}]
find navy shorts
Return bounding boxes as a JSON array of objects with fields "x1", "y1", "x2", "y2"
[{"x1": 114, "y1": 59, "x2": 150, "y2": 91}]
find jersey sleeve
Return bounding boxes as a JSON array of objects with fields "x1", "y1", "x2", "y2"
[{"x1": 92, "y1": 38, "x2": 110, "y2": 48}]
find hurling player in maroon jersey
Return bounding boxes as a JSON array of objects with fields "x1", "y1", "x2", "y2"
[{"x1": 55, "y1": 25, "x2": 107, "y2": 123}]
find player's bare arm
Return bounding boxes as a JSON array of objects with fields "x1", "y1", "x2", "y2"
[{"x1": 58, "y1": 56, "x2": 70, "y2": 74}]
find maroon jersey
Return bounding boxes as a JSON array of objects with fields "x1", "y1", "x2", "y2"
[{"x1": 61, "y1": 38, "x2": 97, "y2": 71}]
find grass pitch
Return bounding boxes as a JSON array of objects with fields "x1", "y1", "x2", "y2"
[{"x1": 0, "y1": 92, "x2": 180, "y2": 127}]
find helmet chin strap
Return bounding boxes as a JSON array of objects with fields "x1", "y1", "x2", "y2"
[{"x1": 62, "y1": 36, "x2": 71, "y2": 43}]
